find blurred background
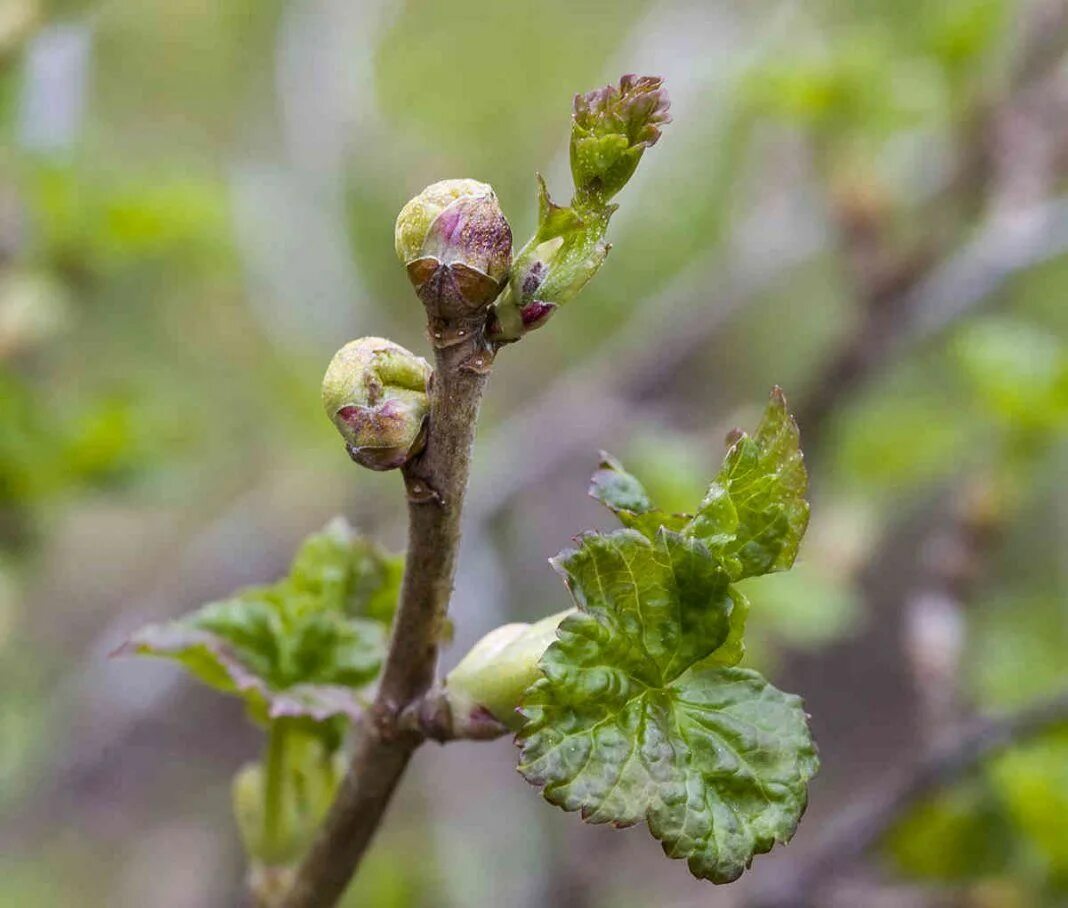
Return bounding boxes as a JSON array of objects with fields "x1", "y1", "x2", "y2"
[{"x1": 2, "y1": 0, "x2": 1068, "y2": 905}]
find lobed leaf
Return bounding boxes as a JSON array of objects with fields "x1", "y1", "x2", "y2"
[{"x1": 518, "y1": 529, "x2": 816, "y2": 882}]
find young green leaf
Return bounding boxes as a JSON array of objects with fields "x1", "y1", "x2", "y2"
[
  {"x1": 594, "y1": 389, "x2": 809, "y2": 581},
  {"x1": 588, "y1": 451, "x2": 690, "y2": 537},
  {"x1": 519, "y1": 388, "x2": 815, "y2": 881},
  {"x1": 114, "y1": 519, "x2": 401, "y2": 732},
  {"x1": 688, "y1": 387, "x2": 809, "y2": 579},
  {"x1": 517, "y1": 529, "x2": 817, "y2": 883}
]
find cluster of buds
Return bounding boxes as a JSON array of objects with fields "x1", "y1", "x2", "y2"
[
  {"x1": 323, "y1": 77, "x2": 668, "y2": 470},
  {"x1": 570, "y1": 73, "x2": 671, "y2": 202},
  {"x1": 395, "y1": 179, "x2": 512, "y2": 345},
  {"x1": 321, "y1": 337, "x2": 431, "y2": 471}
]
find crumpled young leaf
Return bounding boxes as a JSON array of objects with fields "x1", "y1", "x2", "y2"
[
  {"x1": 520, "y1": 388, "x2": 816, "y2": 883},
  {"x1": 588, "y1": 451, "x2": 690, "y2": 537},
  {"x1": 592, "y1": 388, "x2": 808, "y2": 581},
  {"x1": 518, "y1": 529, "x2": 817, "y2": 883},
  {"x1": 115, "y1": 518, "x2": 401, "y2": 731},
  {"x1": 688, "y1": 387, "x2": 809, "y2": 580}
]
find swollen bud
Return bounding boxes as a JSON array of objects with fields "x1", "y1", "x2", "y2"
[
  {"x1": 395, "y1": 179, "x2": 512, "y2": 322},
  {"x1": 321, "y1": 337, "x2": 431, "y2": 471}
]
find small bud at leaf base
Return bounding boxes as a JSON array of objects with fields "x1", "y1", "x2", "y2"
[
  {"x1": 322, "y1": 337, "x2": 431, "y2": 471},
  {"x1": 395, "y1": 178, "x2": 512, "y2": 320},
  {"x1": 571, "y1": 74, "x2": 671, "y2": 201},
  {"x1": 445, "y1": 610, "x2": 573, "y2": 730}
]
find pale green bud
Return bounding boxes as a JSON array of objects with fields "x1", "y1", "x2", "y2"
[
  {"x1": 445, "y1": 610, "x2": 573, "y2": 730},
  {"x1": 232, "y1": 761, "x2": 268, "y2": 861},
  {"x1": 321, "y1": 337, "x2": 431, "y2": 471}
]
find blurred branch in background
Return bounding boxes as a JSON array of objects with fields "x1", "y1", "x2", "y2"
[
  {"x1": 903, "y1": 478, "x2": 1003, "y2": 746},
  {"x1": 750, "y1": 688, "x2": 1068, "y2": 908},
  {"x1": 797, "y1": 0, "x2": 1068, "y2": 446}
]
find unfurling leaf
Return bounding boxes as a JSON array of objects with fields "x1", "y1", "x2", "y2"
[
  {"x1": 588, "y1": 450, "x2": 690, "y2": 537},
  {"x1": 688, "y1": 387, "x2": 809, "y2": 579},
  {"x1": 115, "y1": 519, "x2": 401, "y2": 736},
  {"x1": 489, "y1": 74, "x2": 671, "y2": 342},
  {"x1": 519, "y1": 388, "x2": 816, "y2": 883},
  {"x1": 593, "y1": 388, "x2": 809, "y2": 580}
]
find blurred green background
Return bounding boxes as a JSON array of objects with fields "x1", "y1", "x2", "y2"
[{"x1": 1, "y1": 0, "x2": 1067, "y2": 905}]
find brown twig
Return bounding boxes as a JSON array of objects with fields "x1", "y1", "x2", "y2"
[
  {"x1": 749, "y1": 689, "x2": 1068, "y2": 908},
  {"x1": 280, "y1": 336, "x2": 492, "y2": 908}
]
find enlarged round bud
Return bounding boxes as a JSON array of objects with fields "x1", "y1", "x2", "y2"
[
  {"x1": 321, "y1": 337, "x2": 431, "y2": 471},
  {"x1": 395, "y1": 179, "x2": 512, "y2": 320}
]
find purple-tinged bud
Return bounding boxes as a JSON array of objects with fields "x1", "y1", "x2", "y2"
[
  {"x1": 395, "y1": 179, "x2": 512, "y2": 321},
  {"x1": 321, "y1": 337, "x2": 431, "y2": 471}
]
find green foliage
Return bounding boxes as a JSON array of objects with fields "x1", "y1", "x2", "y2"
[
  {"x1": 971, "y1": 592, "x2": 1068, "y2": 711},
  {"x1": 991, "y1": 731, "x2": 1068, "y2": 888},
  {"x1": 953, "y1": 317, "x2": 1068, "y2": 434},
  {"x1": 374, "y1": 0, "x2": 650, "y2": 178},
  {"x1": 518, "y1": 389, "x2": 817, "y2": 883},
  {"x1": 884, "y1": 729, "x2": 1068, "y2": 896},
  {"x1": 831, "y1": 384, "x2": 975, "y2": 496},
  {"x1": 745, "y1": 43, "x2": 922, "y2": 139},
  {"x1": 26, "y1": 163, "x2": 231, "y2": 277},
  {"x1": 884, "y1": 587, "x2": 1068, "y2": 895},
  {"x1": 0, "y1": 370, "x2": 158, "y2": 509},
  {"x1": 117, "y1": 518, "x2": 401, "y2": 737},
  {"x1": 884, "y1": 781, "x2": 1013, "y2": 881},
  {"x1": 739, "y1": 562, "x2": 860, "y2": 651},
  {"x1": 745, "y1": 0, "x2": 1009, "y2": 149}
]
